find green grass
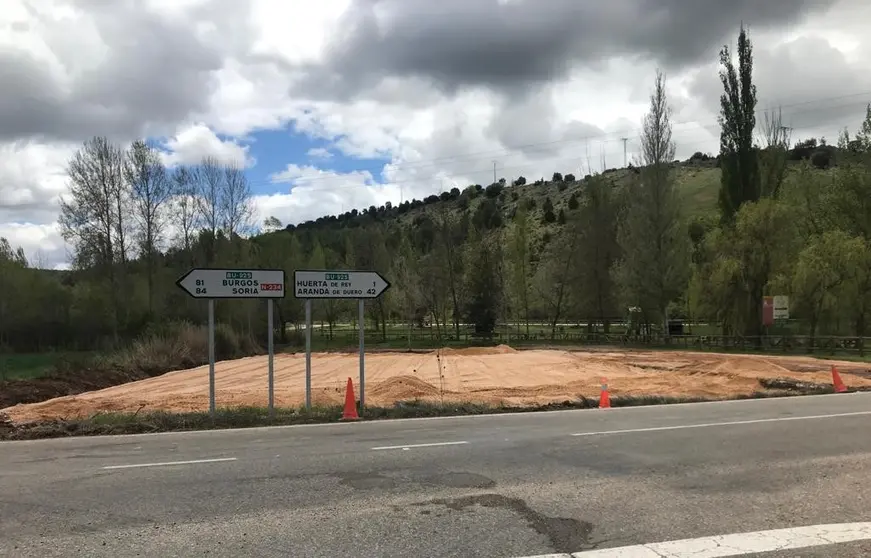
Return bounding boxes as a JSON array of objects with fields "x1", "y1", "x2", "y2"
[
  {"x1": 0, "y1": 352, "x2": 95, "y2": 381},
  {"x1": 676, "y1": 166, "x2": 721, "y2": 216}
]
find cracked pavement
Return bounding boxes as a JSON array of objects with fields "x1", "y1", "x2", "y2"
[{"x1": 1, "y1": 394, "x2": 871, "y2": 557}]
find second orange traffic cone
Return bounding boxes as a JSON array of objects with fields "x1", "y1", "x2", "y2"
[
  {"x1": 831, "y1": 365, "x2": 848, "y2": 393},
  {"x1": 341, "y1": 377, "x2": 360, "y2": 421},
  {"x1": 599, "y1": 378, "x2": 611, "y2": 409}
]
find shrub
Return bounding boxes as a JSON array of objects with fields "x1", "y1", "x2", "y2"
[
  {"x1": 552, "y1": 172, "x2": 563, "y2": 182},
  {"x1": 810, "y1": 149, "x2": 832, "y2": 169},
  {"x1": 568, "y1": 193, "x2": 579, "y2": 210},
  {"x1": 484, "y1": 182, "x2": 503, "y2": 198},
  {"x1": 107, "y1": 321, "x2": 260, "y2": 376}
]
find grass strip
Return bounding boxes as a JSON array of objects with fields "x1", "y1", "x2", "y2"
[{"x1": 0, "y1": 386, "x2": 844, "y2": 441}]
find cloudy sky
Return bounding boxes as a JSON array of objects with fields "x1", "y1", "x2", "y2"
[{"x1": 2, "y1": 0, "x2": 870, "y2": 269}]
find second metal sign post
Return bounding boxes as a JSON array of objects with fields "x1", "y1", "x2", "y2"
[{"x1": 293, "y1": 269, "x2": 391, "y2": 410}]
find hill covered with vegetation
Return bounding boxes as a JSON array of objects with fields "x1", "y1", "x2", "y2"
[{"x1": 1, "y1": 26, "x2": 870, "y2": 365}]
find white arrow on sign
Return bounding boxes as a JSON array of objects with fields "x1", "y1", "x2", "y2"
[
  {"x1": 176, "y1": 268, "x2": 286, "y2": 299},
  {"x1": 294, "y1": 270, "x2": 391, "y2": 299}
]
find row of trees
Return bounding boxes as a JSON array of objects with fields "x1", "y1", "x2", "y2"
[
  {"x1": 1, "y1": 138, "x2": 258, "y2": 350},
  {"x1": 1, "y1": 26, "x2": 870, "y2": 354}
]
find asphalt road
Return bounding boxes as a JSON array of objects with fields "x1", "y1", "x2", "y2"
[{"x1": 2, "y1": 393, "x2": 871, "y2": 557}]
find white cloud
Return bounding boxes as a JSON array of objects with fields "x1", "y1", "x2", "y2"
[
  {"x1": 254, "y1": 164, "x2": 399, "y2": 228},
  {"x1": 0, "y1": 222, "x2": 68, "y2": 269},
  {"x1": 306, "y1": 147, "x2": 333, "y2": 159},
  {"x1": 161, "y1": 123, "x2": 253, "y2": 168},
  {"x1": 1, "y1": 0, "x2": 869, "y2": 269},
  {"x1": 0, "y1": 141, "x2": 73, "y2": 220}
]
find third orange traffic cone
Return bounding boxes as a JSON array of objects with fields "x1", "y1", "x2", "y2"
[
  {"x1": 831, "y1": 365, "x2": 848, "y2": 393},
  {"x1": 599, "y1": 378, "x2": 611, "y2": 409},
  {"x1": 341, "y1": 377, "x2": 360, "y2": 421}
]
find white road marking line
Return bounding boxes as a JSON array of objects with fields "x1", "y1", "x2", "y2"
[
  {"x1": 102, "y1": 457, "x2": 237, "y2": 470},
  {"x1": 10, "y1": 392, "x2": 869, "y2": 444},
  {"x1": 552, "y1": 522, "x2": 871, "y2": 557},
  {"x1": 371, "y1": 441, "x2": 469, "y2": 451},
  {"x1": 571, "y1": 410, "x2": 871, "y2": 437}
]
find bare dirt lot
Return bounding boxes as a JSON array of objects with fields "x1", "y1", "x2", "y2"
[{"x1": 3, "y1": 346, "x2": 871, "y2": 424}]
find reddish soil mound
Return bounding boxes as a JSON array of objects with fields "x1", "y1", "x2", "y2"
[{"x1": 4, "y1": 348, "x2": 871, "y2": 424}]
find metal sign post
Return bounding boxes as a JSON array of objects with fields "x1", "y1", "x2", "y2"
[
  {"x1": 294, "y1": 269, "x2": 391, "y2": 411},
  {"x1": 208, "y1": 299, "x2": 216, "y2": 414},
  {"x1": 358, "y1": 299, "x2": 365, "y2": 407},
  {"x1": 267, "y1": 299, "x2": 274, "y2": 416},
  {"x1": 305, "y1": 299, "x2": 312, "y2": 410},
  {"x1": 176, "y1": 268, "x2": 286, "y2": 416}
]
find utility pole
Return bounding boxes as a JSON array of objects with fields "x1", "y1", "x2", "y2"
[{"x1": 621, "y1": 137, "x2": 628, "y2": 167}]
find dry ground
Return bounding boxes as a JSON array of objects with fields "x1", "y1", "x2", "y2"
[{"x1": 3, "y1": 346, "x2": 871, "y2": 424}]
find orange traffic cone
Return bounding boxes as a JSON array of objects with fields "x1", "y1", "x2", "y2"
[
  {"x1": 831, "y1": 365, "x2": 848, "y2": 393},
  {"x1": 599, "y1": 378, "x2": 611, "y2": 409},
  {"x1": 341, "y1": 377, "x2": 360, "y2": 421}
]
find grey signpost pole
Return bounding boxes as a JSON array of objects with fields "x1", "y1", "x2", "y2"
[
  {"x1": 267, "y1": 299, "x2": 274, "y2": 416},
  {"x1": 358, "y1": 299, "x2": 365, "y2": 407},
  {"x1": 305, "y1": 299, "x2": 312, "y2": 410},
  {"x1": 208, "y1": 299, "x2": 216, "y2": 415}
]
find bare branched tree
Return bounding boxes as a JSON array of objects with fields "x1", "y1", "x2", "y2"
[
  {"x1": 195, "y1": 156, "x2": 224, "y2": 264},
  {"x1": 221, "y1": 164, "x2": 255, "y2": 238},
  {"x1": 58, "y1": 136, "x2": 128, "y2": 340},
  {"x1": 171, "y1": 165, "x2": 197, "y2": 264},
  {"x1": 125, "y1": 140, "x2": 172, "y2": 312},
  {"x1": 758, "y1": 107, "x2": 792, "y2": 199},
  {"x1": 640, "y1": 71, "x2": 676, "y2": 167},
  {"x1": 760, "y1": 107, "x2": 791, "y2": 149}
]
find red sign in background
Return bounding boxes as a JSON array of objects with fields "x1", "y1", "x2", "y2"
[{"x1": 762, "y1": 296, "x2": 774, "y2": 326}]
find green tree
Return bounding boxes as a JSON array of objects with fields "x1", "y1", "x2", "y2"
[
  {"x1": 534, "y1": 223, "x2": 581, "y2": 340},
  {"x1": 463, "y1": 235, "x2": 502, "y2": 334},
  {"x1": 435, "y1": 207, "x2": 464, "y2": 340},
  {"x1": 507, "y1": 203, "x2": 532, "y2": 335},
  {"x1": 613, "y1": 70, "x2": 689, "y2": 331},
  {"x1": 567, "y1": 193, "x2": 579, "y2": 210},
  {"x1": 574, "y1": 174, "x2": 621, "y2": 332},
  {"x1": 542, "y1": 197, "x2": 555, "y2": 223},
  {"x1": 393, "y1": 232, "x2": 421, "y2": 347},
  {"x1": 791, "y1": 231, "x2": 860, "y2": 342},
  {"x1": 693, "y1": 198, "x2": 795, "y2": 336},
  {"x1": 717, "y1": 25, "x2": 760, "y2": 223}
]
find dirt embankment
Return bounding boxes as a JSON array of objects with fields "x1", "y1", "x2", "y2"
[
  {"x1": 3, "y1": 345, "x2": 870, "y2": 425},
  {"x1": 0, "y1": 367, "x2": 147, "y2": 410}
]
